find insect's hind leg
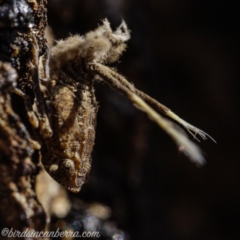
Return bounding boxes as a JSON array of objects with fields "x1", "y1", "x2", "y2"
[
  {"x1": 91, "y1": 62, "x2": 215, "y2": 143},
  {"x1": 88, "y1": 62, "x2": 205, "y2": 166}
]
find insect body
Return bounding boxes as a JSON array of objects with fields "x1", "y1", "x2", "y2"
[
  {"x1": 39, "y1": 20, "x2": 131, "y2": 192},
  {"x1": 40, "y1": 19, "x2": 214, "y2": 192},
  {"x1": 42, "y1": 72, "x2": 97, "y2": 192}
]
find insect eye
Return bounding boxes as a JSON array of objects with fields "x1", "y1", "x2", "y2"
[
  {"x1": 65, "y1": 164, "x2": 70, "y2": 168},
  {"x1": 63, "y1": 159, "x2": 74, "y2": 169}
]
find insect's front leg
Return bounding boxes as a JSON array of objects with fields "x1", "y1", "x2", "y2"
[
  {"x1": 30, "y1": 34, "x2": 52, "y2": 138},
  {"x1": 39, "y1": 45, "x2": 50, "y2": 83},
  {"x1": 0, "y1": 62, "x2": 40, "y2": 157},
  {"x1": 13, "y1": 34, "x2": 53, "y2": 138},
  {"x1": 13, "y1": 88, "x2": 39, "y2": 128}
]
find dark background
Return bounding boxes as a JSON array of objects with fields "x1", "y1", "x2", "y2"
[{"x1": 47, "y1": 1, "x2": 240, "y2": 239}]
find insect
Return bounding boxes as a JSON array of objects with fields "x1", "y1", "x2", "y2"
[{"x1": 37, "y1": 19, "x2": 214, "y2": 193}]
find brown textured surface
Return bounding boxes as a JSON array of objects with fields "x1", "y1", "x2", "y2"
[
  {"x1": 0, "y1": 0, "x2": 48, "y2": 237},
  {"x1": 0, "y1": 62, "x2": 46, "y2": 235}
]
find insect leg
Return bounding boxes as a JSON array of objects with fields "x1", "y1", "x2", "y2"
[
  {"x1": 13, "y1": 88, "x2": 39, "y2": 128},
  {"x1": 0, "y1": 62, "x2": 40, "y2": 151},
  {"x1": 91, "y1": 63, "x2": 215, "y2": 143},
  {"x1": 3, "y1": 98, "x2": 41, "y2": 151},
  {"x1": 27, "y1": 0, "x2": 38, "y2": 10},
  {"x1": 39, "y1": 45, "x2": 50, "y2": 83},
  {"x1": 30, "y1": 34, "x2": 52, "y2": 138},
  {"x1": 89, "y1": 63, "x2": 205, "y2": 166}
]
